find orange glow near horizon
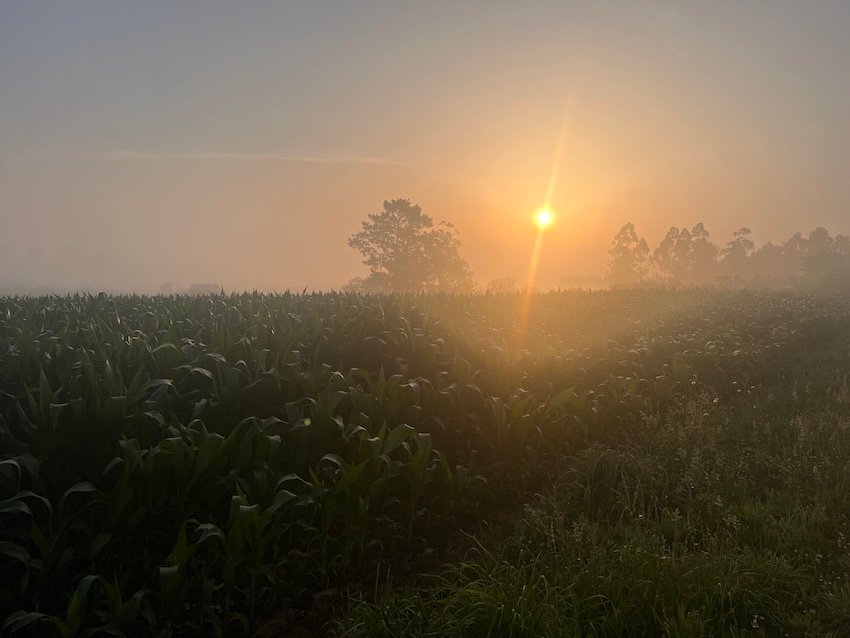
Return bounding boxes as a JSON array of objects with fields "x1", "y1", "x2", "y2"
[{"x1": 510, "y1": 103, "x2": 570, "y2": 358}]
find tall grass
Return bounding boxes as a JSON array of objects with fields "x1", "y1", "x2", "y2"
[{"x1": 339, "y1": 355, "x2": 850, "y2": 636}]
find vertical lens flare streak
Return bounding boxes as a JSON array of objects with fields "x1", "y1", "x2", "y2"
[
  {"x1": 511, "y1": 228, "x2": 546, "y2": 358},
  {"x1": 511, "y1": 103, "x2": 571, "y2": 359}
]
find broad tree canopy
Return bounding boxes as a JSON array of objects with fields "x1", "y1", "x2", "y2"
[{"x1": 348, "y1": 199, "x2": 474, "y2": 293}]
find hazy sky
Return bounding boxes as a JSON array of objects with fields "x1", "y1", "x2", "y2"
[{"x1": 2, "y1": 1, "x2": 850, "y2": 291}]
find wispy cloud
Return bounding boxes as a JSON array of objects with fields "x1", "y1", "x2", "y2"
[{"x1": 104, "y1": 150, "x2": 403, "y2": 165}]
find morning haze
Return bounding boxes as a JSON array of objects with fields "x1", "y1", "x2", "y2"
[
  {"x1": 8, "y1": 5, "x2": 850, "y2": 636},
  {"x1": 2, "y1": 1, "x2": 850, "y2": 293}
]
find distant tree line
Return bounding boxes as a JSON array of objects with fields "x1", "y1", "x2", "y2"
[
  {"x1": 345, "y1": 199, "x2": 850, "y2": 294},
  {"x1": 607, "y1": 223, "x2": 850, "y2": 291}
]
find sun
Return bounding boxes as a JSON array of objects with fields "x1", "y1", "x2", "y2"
[{"x1": 534, "y1": 207, "x2": 555, "y2": 230}]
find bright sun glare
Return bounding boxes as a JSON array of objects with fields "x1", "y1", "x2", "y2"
[{"x1": 534, "y1": 208, "x2": 555, "y2": 230}]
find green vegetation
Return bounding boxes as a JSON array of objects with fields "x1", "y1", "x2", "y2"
[
  {"x1": 340, "y1": 390, "x2": 850, "y2": 636},
  {"x1": 2, "y1": 290, "x2": 849, "y2": 636}
]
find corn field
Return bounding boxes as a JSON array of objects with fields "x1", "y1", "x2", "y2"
[{"x1": 2, "y1": 290, "x2": 849, "y2": 636}]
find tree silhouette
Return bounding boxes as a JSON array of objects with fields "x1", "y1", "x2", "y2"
[
  {"x1": 653, "y1": 226, "x2": 695, "y2": 283},
  {"x1": 606, "y1": 223, "x2": 650, "y2": 287},
  {"x1": 718, "y1": 227, "x2": 755, "y2": 279},
  {"x1": 800, "y1": 228, "x2": 850, "y2": 291},
  {"x1": 689, "y1": 223, "x2": 719, "y2": 284},
  {"x1": 604, "y1": 221, "x2": 850, "y2": 290},
  {"x1": 652, "y1": 224, "x2": 718, "y2": 284},
  {"x1": 348, "y1": 199, "x2": 474, "y2": 293}
]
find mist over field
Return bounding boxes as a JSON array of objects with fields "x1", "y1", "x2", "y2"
[
  {"x1": 3, "y1": 2, "x2": 850, "y2": 294},
  {"x1": 5, "y1": 4, "x2": 850, "y2": 638}
]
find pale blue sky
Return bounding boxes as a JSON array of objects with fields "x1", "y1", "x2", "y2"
[{"x1": 2, "y1": 1, "x2": 849, "y2": 291}]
